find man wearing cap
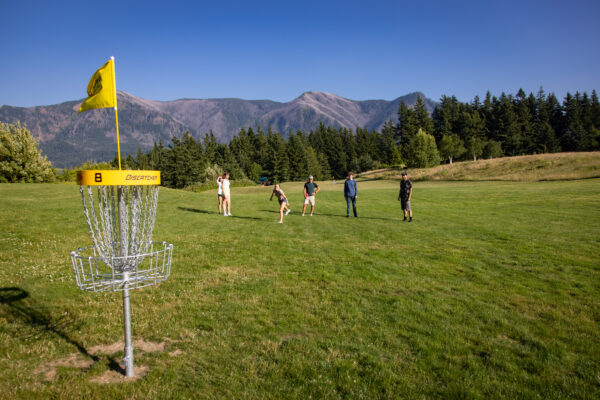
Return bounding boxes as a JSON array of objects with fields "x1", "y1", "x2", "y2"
[
  {"x1": 398, "y1": 171, "x2": 413, "y2": 222},
  {"x1": 302, "y1": 175, "x2": 320, "y2": 216}
]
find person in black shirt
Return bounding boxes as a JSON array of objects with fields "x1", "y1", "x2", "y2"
[{"x1": 398, "y1": 171, "x2": 413, "y2": 222}]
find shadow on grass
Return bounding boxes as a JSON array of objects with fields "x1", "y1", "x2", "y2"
[
  {"x1": 178, "y1": 207, "x2": 264, "y2": 220},
  {"x1": 0, "y1": 287, "x2": 125, "y2": 375},
  {"x1": 258, "y1": 209, "x2": 393, "y2": 221}
]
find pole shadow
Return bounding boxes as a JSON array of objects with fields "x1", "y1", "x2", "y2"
[{"x1": 0, "y1": 287, "x2": 124, "y2": 373}]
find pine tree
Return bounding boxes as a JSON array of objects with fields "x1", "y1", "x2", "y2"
[
  {"x1": 561, "y1": 92, "x2": 587, "y2": 151},
  {"x1": 532, "y1": 88, "x2": 559, "y2": 153},
  {"x1": 287, "y1": 132, "x2": 308, "y2": 180},
  {"x1": 203, "y1": 132, "x2": 218, "y2": 165},
  {"x1": 305, "y1": 146, "x2": 322, "y2": 180},
  {"x1": 494, "y1": 93, "x2": 520, "y2": 155},
  {"x1": 266, "y1": 131, "x2": 289, "y2": 182},
  {"x1": 396, "y1": 101, "x2": 417, "y2": 148},
  {"x1": 413, "y1": 96, "x2": 434, "y2": 135}
]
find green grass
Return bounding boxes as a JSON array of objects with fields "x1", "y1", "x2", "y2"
[{"x1": 0, "y1": 179, "x2": 599, "y2": 399}]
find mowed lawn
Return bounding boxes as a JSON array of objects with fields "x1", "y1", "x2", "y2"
[{"x1": 0, "y1": 179, "x2": 599, "y2": 399}]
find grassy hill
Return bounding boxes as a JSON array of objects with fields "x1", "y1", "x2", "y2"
[
  {"x1": 0, "y1": 179, "x2": 599, "y2": 398},
  {"x1": 360, "y1": 152, "x2": 600, "y2": 182}
]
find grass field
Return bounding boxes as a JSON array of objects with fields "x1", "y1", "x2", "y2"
[{"x1": 0, "y1": 178, "x2": 599, "y2": 399}]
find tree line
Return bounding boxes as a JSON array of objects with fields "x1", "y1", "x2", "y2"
[
  {"x1": 2, "y1": 89, "x2": 599, "y2": 186},
  {"x1": 127, "y1": 88, "x2": 599, "y2": 188}
]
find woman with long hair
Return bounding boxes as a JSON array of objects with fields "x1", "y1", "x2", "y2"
[{"x1": 270, "y1": 183, "x2": 291, "y2": 223}]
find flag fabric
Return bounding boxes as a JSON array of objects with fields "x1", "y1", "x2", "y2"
[{"x1": 78, "y1": 59, "x2": 116, "y2": 113}]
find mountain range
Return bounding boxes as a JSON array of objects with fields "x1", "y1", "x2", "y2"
[{"x1": 0, "y1": 91, "x2": 437, "y2": 168}]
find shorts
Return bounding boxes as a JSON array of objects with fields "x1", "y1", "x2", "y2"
[
  {"x1": 401, "y1": 199, "x2": 411, "y2": 211},
  {"x1": 278, "y1": 198, "x2": 287, "y2": 204},
  {"x1": 217, "y1": 193, "x2": 223, "y2": 197},
  {"x1": 223, "y1": 189, "x2": 231, "y2": 199},
  {"x1": 304, "y1": 195, "x2": 315, "y2": 206}
]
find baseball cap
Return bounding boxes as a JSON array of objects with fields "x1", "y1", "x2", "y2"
[
  {"x1": 308, "y1": 175, "x2": 313, "y2": 179},
  {"x1": 401, "y1": 171, "x2": 407, "y2": 176}
]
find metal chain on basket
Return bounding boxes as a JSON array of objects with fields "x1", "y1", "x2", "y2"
[{"x1": 80, "y1": 185, "x2": 159, "y2": 272}]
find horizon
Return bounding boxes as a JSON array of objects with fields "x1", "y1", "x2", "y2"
[{"x1": 1, "y1": 1, "x2": 599, "y2": 107}]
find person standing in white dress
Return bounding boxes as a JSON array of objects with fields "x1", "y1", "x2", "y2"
[{"x1": 222, "y1": 172, "x2": 232, "y2": 216}]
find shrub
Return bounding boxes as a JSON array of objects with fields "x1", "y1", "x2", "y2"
[
  {"x1": 0, "y1": 121, "x2": 56, "y2": 183},
  {"x1": 405, "y1": 129, "x2": 440, "y2": 168}
]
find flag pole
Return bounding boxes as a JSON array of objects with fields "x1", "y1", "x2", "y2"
[{"x1": 111, "y1": 56, "x2": 122, "y2": 170}]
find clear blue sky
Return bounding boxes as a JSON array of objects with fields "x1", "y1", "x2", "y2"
[{"x1": 1, "y1": 0, "x2": 599, "y2": 107}]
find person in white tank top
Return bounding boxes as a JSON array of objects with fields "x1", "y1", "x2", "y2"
[{"x1": 222, "y1": 172, "x2": 232, "y2": 216}]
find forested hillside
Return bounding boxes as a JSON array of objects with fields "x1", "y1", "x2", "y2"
[{"x1": 116, "y1": 88, "x2": 599, "y2": 189}]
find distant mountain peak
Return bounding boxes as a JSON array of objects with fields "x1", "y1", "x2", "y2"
[{"x1": 0, "y1": 91, "x2": 438, "y2": 167}]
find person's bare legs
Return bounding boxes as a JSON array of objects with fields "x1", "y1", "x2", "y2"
[
  {"x1": 218, "y1": 196, "x2": 223, "y2": 214},
  {"x1": 223, "y1": 197, "x2": 230, "y2": 215},
  {"x1": 279, "y1": 202, "x2": 285, "y2": 223},
  {"x1": 302, "y1": 203, "x2": 307, "y2": 216}
]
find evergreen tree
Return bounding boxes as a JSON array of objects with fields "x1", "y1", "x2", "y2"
[
  {"x1": 162, "y1": 132, "x2": 202, "y2": 188},
  {"x1": 561, "y1": 92, "x2": 586, "y2": 151},
  {"x1": 252, "y1": 127, "x2": 269, "y2": 170},
  {"x1": 266, "y1": 131, "x2": 289, "y2": 182},
  {"x1": 413, "y1": 96, "x2": 434, "y2": 136},
  {"x1": 287, "y1": 132, "x2": 309, "y2": 180},
  {"x1": 203, "y1": 132, "x2": 218, "y2": 165},
  {"x1": 396, "y1": 101, "x2": 417, "y2": 148},
  {"x1": 317, "y1": 151, "x2": 331, "y2": 180},
  {"x1": 378, "y1": 120, "x2": 401, "y2": 166},
  {"x1": 305, "y1": 146, "x2": 322, "y2": 180},
  {"x1": 514, "y1": 89, "x2": 535, "y2": 153},
  {"x1": 322, "y1": 126, "x2": 347, "y2": 178},
  {"x1": 494, "y1": 93, "x2": 520, "y2": 155},
  {"x1": 532, "y1": 88, "x2": 559, "y2": 153}
]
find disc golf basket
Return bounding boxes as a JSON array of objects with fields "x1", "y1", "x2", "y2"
[{"x1": 70, "y1": 170, "x2": 173, "y2": 377}]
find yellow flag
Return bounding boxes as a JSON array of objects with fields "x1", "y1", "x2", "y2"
[{"x1": 78, "y1": 59, "x2": 117, "y2": 113}]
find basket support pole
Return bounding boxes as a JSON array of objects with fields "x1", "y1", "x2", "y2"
[
  {"x1": 122, "y1": 273, "x2": 134, "y2": 377},
  {"x1": 118, "y1": 186, "x2": 134, "y2": 377}
]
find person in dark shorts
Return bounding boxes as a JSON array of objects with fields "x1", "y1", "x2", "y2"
[
  {"x1": 398, "y1": 171, "x2": 413, "y2": 222},
  {"x1": 344, "y1": 171, "x2": 358, "y2": 217},
  {"x1": 302, "y1": 175, "x2": 320, "y2": 216},
  {"x1": 270, "y1": 184, "x2": 291, "y2": 223}
]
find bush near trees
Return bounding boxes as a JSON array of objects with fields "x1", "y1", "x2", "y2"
[
  {"x1": 0, "y1": 121, "x2": 55, "y2": 183},
  {"x1": 405, "y1": 129, "x2": 440, "y2": 168}
]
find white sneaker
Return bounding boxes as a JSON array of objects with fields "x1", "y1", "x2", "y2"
[
  {"x1": 310, "y1": 214, "x2": 313, "y2": 216},
  {"x1": 278, "y1": 221, "x2": 283, "y2": 224},
  {"x1": 223, "y1": 214, "x2": 228, "y2": 217},
  {"x1": 285, "y1": 210, "x2": 290, "y2": 215},
  {"x1": 228, "y1": 212, "x2": 232, "y2": 216},
  {"x1": 302, "y1": 213, "x2": 305, "y2": 216}
]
